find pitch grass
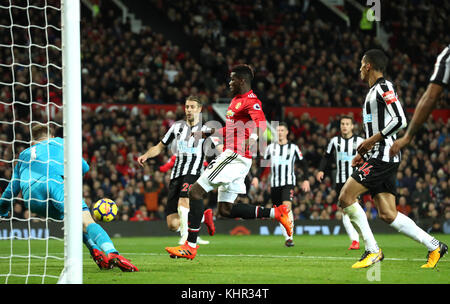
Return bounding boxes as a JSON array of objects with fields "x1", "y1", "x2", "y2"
[{"x1": 0, "y1": 234, "x2": 449, "y2": 284}]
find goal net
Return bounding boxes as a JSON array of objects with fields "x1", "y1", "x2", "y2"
[{"x1": 0, "y1": 0, "x2": 82, "y2": 284}]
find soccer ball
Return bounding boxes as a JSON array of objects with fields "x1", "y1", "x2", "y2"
[{"x1": 92, "y1": 198, "x2": 118, "y2": 222}]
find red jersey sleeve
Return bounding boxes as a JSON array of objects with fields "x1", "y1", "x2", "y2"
[{"x1": 247, "y1": 99, "x2": 267, "y2": 131}]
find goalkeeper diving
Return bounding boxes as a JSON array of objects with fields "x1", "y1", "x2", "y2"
[{"x1": 0, "y1": 124, "x2": 138, "y2": 272}]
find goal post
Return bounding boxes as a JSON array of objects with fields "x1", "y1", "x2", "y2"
[
  {"x1": 58, "y1": 0, "x2": 83, "y2": 284},
  {"x1": 0, "y1": 0, "x2": 83, "y2": 284}
]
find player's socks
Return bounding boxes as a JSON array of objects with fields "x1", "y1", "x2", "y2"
[
  {"x1": 86, "y1": 223, "x2": 117, "y2": 255},
  {"x1": 230, "y1": 203, "x2": 271, "y2": 219},
  {"x1": 342, "y1": 212, "x2": 359, "y2": 242},
  {"x1": 186, "y1": 199, "x2": 204, "y2": 246},
  {"x1": 269, "y1": 208, "x2": 275, "y2": 218},
  {"x1": 178, "y1": 205, "x2": 189, "y2": 241},
  {"x1": 257, "y1": 205, "x2": 272, "y2": 218},
  {"x1": 83, "y1": 232, "x2": 101, "y2": 252},
  {"x1": 343, "y1": 203, "x2": 379, "y2": 253},
  {"x1": 390, "y1": 212, "x2": 439, "y2": 251},
  {"x1": 187, "y1": 227, "x2": 200, "y2": 247},
  {"x1": 229, "y1": 203, "x2": 256, "y2": 219},
  {"x1": 83, "y1": 232, "x2": 111, "y2": 269}
]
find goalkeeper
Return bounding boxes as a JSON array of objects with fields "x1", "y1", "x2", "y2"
[{"x1": 0, "y1": 124, "x2": 138, "y2": 272}]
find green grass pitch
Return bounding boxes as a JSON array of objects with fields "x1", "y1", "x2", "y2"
[{"x1": 0, "y1": 234, "x2": 448, "y2": 284}]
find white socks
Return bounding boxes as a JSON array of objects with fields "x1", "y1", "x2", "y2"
[
  {"x1": 344, "y1": 203, "x2": 440, "y2": 253},
  {"x1": 178, "y1": 206, "x2": 189, "y2": 239},
  {"x1": 270, "y1": 208, "x2": 275, "y2": 219},
  {"x1": 343, "y1": 203, "x2": 379, "y2": 253},
  {"x1": 390, "y1": 212, "x2": 439, "y2": 251},
  {"x1": 342, "y1": 212, "x2": 359, "y2": 242}
]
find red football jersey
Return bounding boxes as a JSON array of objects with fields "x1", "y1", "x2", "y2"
[{"x1": 218, "y1": 90, "x2": 267, "y2": 158}]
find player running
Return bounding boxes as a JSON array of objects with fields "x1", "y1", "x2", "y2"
[
  {"x1": 316, "y1": 116, "x2": 364, "y2": 250},
  {"x1": 339, "y1": 49, "x2": 447, "y2": 269},
  {"x1": 0, "y1": 124, "x2": 138, "y2": 272},
  {"x1": 137, "y1": 96, "x2": 216, "y2": 245},
  {"x1": 165, "y1": 64, "x2": 293, "y2": 260}
]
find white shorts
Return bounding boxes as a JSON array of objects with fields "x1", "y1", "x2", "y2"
[{"x1": 197, "y1": 149, "x2": 252, "y2": 203}]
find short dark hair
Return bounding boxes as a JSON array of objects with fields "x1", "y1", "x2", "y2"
[
  {"x1": 278, "y1": 122, "x2": 289, "y2": 130},
  {"x1": 186, "y1": 95, "x2": 202, "y2": 107},
  {"x1": 231, "y1": 64, "x2": 254, "y2": 83},
  {"x1": 340, "y1": 115, "x2": 354, "y2": 123},
  {"x1": 363, "y1": 49, "x2": 388, "y2": 73}
]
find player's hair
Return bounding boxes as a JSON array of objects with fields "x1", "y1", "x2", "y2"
[
  {"x1": 186, "y1": 95, "x2": 202, "y2": 107},
  {"x1": 278, "y1": 122, "x2": 289, "y2": 130},
  {"x1": 231, "y1": 64, "x2": 254, "y2": 83},
  {"x1": 31, "y1": 124, "x2": 53, "y2": 141},
  {"x1": 363, "y1": 49, "x2": 388, "y2": 73},
  {"x1": 340, "y1": 115, "x2": 354, "y2": 123}
]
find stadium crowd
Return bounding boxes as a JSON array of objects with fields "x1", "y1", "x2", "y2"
[
  {"x1": 79, "y1": 0, "x2": 449, "y2": 121},
  {"x1": 0, "y1": 0, "x2": 448, "y2": 231},
  {"x1": 1, "y1": 105, "x2": 448, "y2": 231},
  {"x1": 82, "y1": 0, "x2": 450, "y2": 228}
]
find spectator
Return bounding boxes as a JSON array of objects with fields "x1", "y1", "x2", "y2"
[
  {"x1": 130, "y1": 205, "x2": 151, "y2": 221},
  {"x1": 397, "y1": 196, "x2": 412, "y2": 217},
  {"x1": 364, "y1": 201, "x2": 378, "y2": 220}
]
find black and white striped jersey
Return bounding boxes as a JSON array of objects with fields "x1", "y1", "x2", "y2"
[
  {"x1": 430, "y1": 44, "x2": 450, "y2": 87},
  {"x1": 363, "y1": 77, "x2": 407, "y2": 163},
  {"x1": 161, "y1": 121, "x2": 215, "y2": 179},
  {"x1": 319, "y1": 135, "x2": 365, "y2": 184},
  {"x1": 263, "y1": 142, "x2": 307, "y2": 187}
]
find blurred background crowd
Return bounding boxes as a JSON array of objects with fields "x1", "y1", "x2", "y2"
[{"x1": 0, "y1": 0, "x2": 448, "y2": 232}]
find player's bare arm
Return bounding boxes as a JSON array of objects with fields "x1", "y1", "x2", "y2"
[
  {"x1": 351, "y1": 153, "x2": 364, "y2": 167},
  {"x1": 137, "y1": 141, "x2": 165, "y2": 167},
  {"x1": 357, "y1": 132, "x2": 383, "y2": 156}
]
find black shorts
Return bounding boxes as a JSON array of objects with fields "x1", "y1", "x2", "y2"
[
  {"x1": 351, "y1": 158, "x2": 399, "y2": 198},
  {"x1": 271, "y1": 185, "x2": 294, "y2": 206},
  {"x1": 166, "y1": 174, "x2": 199, "y2": 216}
]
